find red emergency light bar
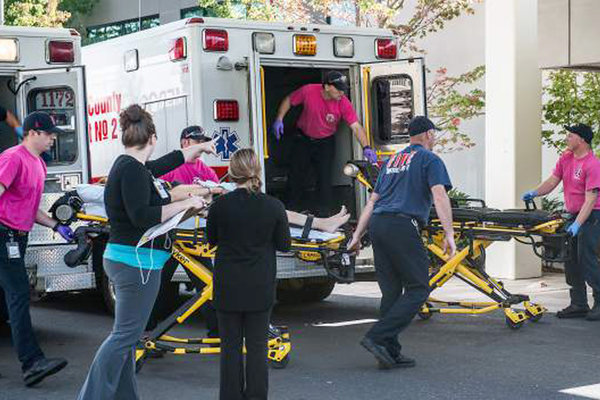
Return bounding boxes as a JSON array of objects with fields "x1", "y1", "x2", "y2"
[
  {"x1": 203, "y1": 29, "x2": 228, "y2": 52},
  {"x1": 375, "y1": 38, "x2": 397, "y2": 60},
  {"x1": 214, "y1": 100, "x2": 239, "y2": 121},
  {"x1": 48, "y1": 41, "x2": 74, "y2": 63},
  {"x1": 169, "y1": 37, "x2": 187, "y2": 61}
]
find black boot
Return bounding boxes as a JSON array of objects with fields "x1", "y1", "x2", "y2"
[
  {"x1": 360, "y1": 337, "x2": 396, "y2": 368},
  {"x1": 23, "y1": 357, "x2": 67, "y2": 387},
  {"x1": 556, "y1": 304, "x2": 590, "y2": 319}
]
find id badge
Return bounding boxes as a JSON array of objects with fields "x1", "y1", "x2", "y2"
[
  {"x1": 153, "y1": 178, "x2": 169, "y2": 200},
  {"x1": 6, "y1": 241, "x2": 20, "y2": 259}
]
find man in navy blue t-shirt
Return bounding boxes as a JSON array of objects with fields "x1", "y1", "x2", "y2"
[{"x1": 348, "y1": 116, "x2": 456, "y2": 369}]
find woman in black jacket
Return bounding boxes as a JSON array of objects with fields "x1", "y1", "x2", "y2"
[
  {"x1": 77, "y1": 105, "x2": 214, "y2": 400},
  {"x1": 207, "y1": 148, "x2": 291, "y2": 400}
]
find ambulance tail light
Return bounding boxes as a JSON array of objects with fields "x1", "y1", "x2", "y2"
[
  {"x1": 375, "y1": 38, "x2": 397, "y2": 60},
  {"x1": 48, "y1": 41, "x2": 74, "y2": 63},
  {"x1": 293, "y1": 34, "x2": 316, "y2": 56},
  {"x1": 69, "y1": 29, "x2": 81, "y2": 36},
  {"x1": 0, "y1": 39, "x2": 19, "y2": 62},
  {"x1": 214, "y1": 100, "x2": 239, "y2": 121},
  {"x1": 203, "y1": 29, "x2": 228, "y2": 52},
  {"x1": 169, "y1": 37, "x2": 187, "y2": 61}
]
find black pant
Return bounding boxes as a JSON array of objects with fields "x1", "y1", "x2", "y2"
[
  {"x1": 217, "y1": 309, "x2": 271, "y2": 400},
  {"x1": 287, "y1": 132, "x2": 336, "y2": 217},
  {"x1": 146, "y1": 257, "x2": 218, "y2": 336},
  {"x1": 565, "y1": 211, "x2": 600, "y2": 307},
  {"x1": 0, "y1": 229, "x2": 45, "y2": 372},
  {"x1": 365, "y1": 214, "x2": 430, "y2": 355}
]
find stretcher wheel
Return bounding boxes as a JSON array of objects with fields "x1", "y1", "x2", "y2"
[
  {"x1": 417, "y1": 303, "x2": 433, "y2": 320},
  {"x1": 268, "y1": 354, "x2": 290, "y2": 369},
  {"x1": 505, "y1": 316, "x2": 524, "y2": 330},
  {"x1": 526, "y1": 310, "x2": 543, "y2": 322}
]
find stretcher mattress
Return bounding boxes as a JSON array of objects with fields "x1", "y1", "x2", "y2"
[{"x1": 429, "y1": 207, "x2": 555, "y2": 227}]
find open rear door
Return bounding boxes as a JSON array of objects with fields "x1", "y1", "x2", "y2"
[
  {"x1": 16, "y1": 67, "x2": 88, "y2": 245},
  {"x1": 248, "y1": 50, "x2": 268, "y2": 186},
  {"x1": 359, "y1": 58, "x2": 426, "y2": 160}
]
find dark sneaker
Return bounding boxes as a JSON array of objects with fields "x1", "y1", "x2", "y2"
[
  {"x1": 586, "y1": 305, "x2": 600, "y2": 321},
  {"x1": 23, "y1": 357, "x2": 67, "y2": 387},
  {"x1": 360, "y1": 337, "x2": 396, "y2": 368},
  {"x1": 556, "y1": 304, "x2": 590, "y2": 319}
]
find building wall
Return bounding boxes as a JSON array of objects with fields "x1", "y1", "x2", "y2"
[{"x1": 82, "y1": 0, "x2": 198, "y2": 27}]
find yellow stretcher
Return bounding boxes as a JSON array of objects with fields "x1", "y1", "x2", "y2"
[
  {"x1": 344, "y1": 160, "x2": 573, "y2": 329},
  {"x1": 49, "y1": 191, "x2": 357, "y2": 370}
]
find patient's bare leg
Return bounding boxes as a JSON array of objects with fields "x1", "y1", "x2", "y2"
[{"x1": 286, "y1": 206, "x2": 350, "y2": 233}]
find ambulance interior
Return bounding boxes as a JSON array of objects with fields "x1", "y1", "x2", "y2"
[
  {"x1": 0, "y1": 75, "x2": 79, "y2": 166},
  {"x1": 0, "y1": 76, "x2": 19, "y2": 152},
  {"x1": 262, "y1": 66, "x2": 359, "y2": 217}
]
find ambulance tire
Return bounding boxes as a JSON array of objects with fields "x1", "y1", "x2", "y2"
[{"x1": 276, "y1": 277, "x2": 336, "y2": 304}]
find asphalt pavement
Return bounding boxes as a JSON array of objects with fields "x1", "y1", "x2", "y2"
[{"x1": 0, "y1": 284, "x2": 599, "y2": 400}]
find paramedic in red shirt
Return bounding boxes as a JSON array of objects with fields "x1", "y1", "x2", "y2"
[{"x1": 272, "y1": 71, "x2": 376, "y2": 216}]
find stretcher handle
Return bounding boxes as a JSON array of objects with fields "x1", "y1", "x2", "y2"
[{"x1": 524, "y1": 199, "x2": 537, "y2": 211}]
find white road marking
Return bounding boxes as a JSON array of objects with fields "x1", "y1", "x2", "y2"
[
  {"x1": 312, "y1": 319, "x2": 377, "y2": 327},
  {"x1": 560, "y1": 383, "x2": 600, "y2": 399}
]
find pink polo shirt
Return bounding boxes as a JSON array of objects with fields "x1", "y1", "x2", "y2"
[
  {"x1": 289, "y1": 84, "x2": 359, "y2": 139},
  {"x1": 160, "y1": 159, "x2": 219, "y2": 185},
  {"x1": 553, "y1": 150, "x2": 600, "y2": 213},
  {"x1": 0, "y1": 145, "x2": 46, "y2": 231}
]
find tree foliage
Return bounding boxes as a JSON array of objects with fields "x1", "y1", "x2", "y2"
[
  {"x1": 4, "y1": 0, "x2": 98, "y2": 29},
  {"x1": 542, "y1": 69, "x2": 600, "y2": 154}
]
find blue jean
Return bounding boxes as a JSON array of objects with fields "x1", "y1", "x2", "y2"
[
  {"x1": 0, "y1": 228, "x2": 44, "y2": 372},
  {"x1": 566, "y1": 211, "x2": 600, "y2": 307}
]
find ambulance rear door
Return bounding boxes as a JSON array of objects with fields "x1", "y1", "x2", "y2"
[
  {"x1": 358, "y1": 58, "x2": 426, "y2": 159},
  {"x1": 248, "y1": 49, "x2": 267, "y2": 185},
  {"x1": 16, "y1": 66, "x2": 88, "y2": 246}
]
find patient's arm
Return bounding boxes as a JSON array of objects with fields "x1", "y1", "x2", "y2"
[
  {"x1": 168, "y1": 184, "x2": 226, "y2": 202},
  {"x1": 286, "y1": 206, "x2": 350, "y2": 233}
]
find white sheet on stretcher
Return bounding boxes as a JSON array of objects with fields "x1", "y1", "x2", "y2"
[{"x1": 176, "y1": 217, "x2": 342, "y2": 242}]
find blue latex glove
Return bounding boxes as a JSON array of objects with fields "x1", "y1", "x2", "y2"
[
  {"x1": 15, "y1": 126, "x2": 23, "y2": 140},
  {"x1": 566, "y1": 221, "x2": 581, "y2": 237},
  {"x1": 54, "y1": 224, "x2": 75, "y2": 242},
  {"x1": 521, "y1": 190, "x2": 538, "y2": 202},
  {"x1": 272, "y1": 120, "x2": 284, "y2": 141},
  {"x1": 363, "y1": 146, "x2": 377, "y2": 164}
]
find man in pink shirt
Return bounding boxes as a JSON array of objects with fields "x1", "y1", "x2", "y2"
[
  {"x1": 0, "y1": 112, "x2": 74, "y2": 387},
  {"x1": 272, "y1": 71, "x2": 375, "y2": 216},
  {"x1": 523, "y1": 123, "x2": 600, "y2": 321}
]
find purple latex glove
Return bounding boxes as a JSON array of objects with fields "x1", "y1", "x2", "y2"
[
  {"x1": 363, "y1": 146, "x2": 377, "y2": 164},
  {"x1": 54, "y1": 224, "x2": 75, "y2": 242},
  {"x1": 272, "y1": 120, "x2": 284, "y2": 140}
]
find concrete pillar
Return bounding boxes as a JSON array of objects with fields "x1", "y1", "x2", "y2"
[{"x1": 485, "y1": 0, "x2": 542, "y2": 279}]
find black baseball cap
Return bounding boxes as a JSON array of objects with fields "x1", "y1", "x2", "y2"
[
  {"x1": 408, "y1": 116, "x2": 440, "y2": 136},
  {"x1": 324, "y1": 71, "x2": 349, "y2": 91},
  {"x1": 564, "y1": 123, "x2": 594, "y2": 145},
  {"x1": 23, "y1": 111, "x2": 64, "y2": 135},
  {"x1": 181, "y1": 125, "x2": 210, "y2": 142}
]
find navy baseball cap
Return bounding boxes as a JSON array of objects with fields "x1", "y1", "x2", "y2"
[
  {"x1": 564, "y1": 123, "x2": 594, "y2": 145},
  {"x1": 324, "y1": 71, "x2": 349, "y2": 91},
  {"x1": 181, "y1": 125, "x2": 210, "y2": 142},
  {"x1": 23, "y1": 111, "x2": 64, "y2": 135},
  {"x1": 408, "y1": 116, "x2": 440, "y2": 136}
]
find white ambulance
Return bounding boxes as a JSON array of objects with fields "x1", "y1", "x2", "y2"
[
  {"x1": 0, "y1": 27, "x2": 88, "y2": 301},
  {"x1": 80, "y1": 17, "x2": 426, "y2": 307}
]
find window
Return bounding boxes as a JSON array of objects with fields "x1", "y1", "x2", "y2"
[
  {"x1": 371, "y1": 75, "x2": 414, "y2": 143},
  {"x1": 181, "y1": 6, "x2": 212, "y2": 18},
  {"x1": 85, "y1": 15, "x2": 160, "y2": 45},
  {"x1": 28, "y1": 87, "x2": 79, "y2": 166}
]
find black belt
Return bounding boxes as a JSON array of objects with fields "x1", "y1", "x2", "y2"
[
  {"x1": 297, "y1": 128, "x2": 334, "y2": 143},
  {"x1": 0, "y1": 223, "x2": 28, "y2": 236}
]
